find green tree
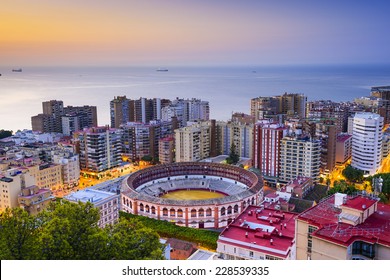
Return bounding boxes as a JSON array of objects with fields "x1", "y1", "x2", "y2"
[
  {"x1": 39, "y1": 200, "x2": 107, "y2": 259},
  {"x1": 0, "y1": 208, "x2": 41, "y2": 259},
  {"x1": 106, "y1": 219, "x2": 164, "y2": 260},
  {"x1": 0, "y1": 129, "x2": 12, "y2": 139},
  {"x1": 0, "y1": 201, "x2": 165, "y2": 260},
  {"x1": 342, "y1": 165, "x2": 364, "y2": 183},
  {"x1": 328, "y1": 180, "x2": 358, "y2": 195},
  {"x1": 141, "y1": 155, "x2": 153, "y2": 162},
  {"x1": 227, "y1": 143, "x2": 240, "y2": 165}
]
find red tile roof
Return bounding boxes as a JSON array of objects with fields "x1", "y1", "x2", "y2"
[
  {"x1": 337, "y1": 134, "x2": 352, "y2": 142},
  {"x1": 343, "y1": 196, "x2": 377, "y2": 211},
  {"x1": 297, "y1": 194, "x2": 390, "y2": 247},
  {"x1": 218, "y1": 205, "x2": 297, "y2": 258}
]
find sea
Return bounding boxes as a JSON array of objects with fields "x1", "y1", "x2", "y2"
[{"x1": 1, "y1": 64, "x2": 390, "y2": 132}]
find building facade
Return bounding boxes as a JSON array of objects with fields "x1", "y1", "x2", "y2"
[
  {"x1": 221, "y1": 119, "x2": 253, "y2": 159},
  {"x1": 336, "y1": 134, "x2": 352, "y2": 165},
  {"x1": 32, "y1": 100, "x2": 97, "y2": 133},
  {"x1": 253, "y1": 120, "x2": 287, "y2": 178},
  {"x1": 175, "y1": 120, "x2": 218, "y2": 162},
  {"x1": 27, "y1": 163, "x2": 63, "y2": 191},
  {"x1": 18, "y1": 185, "x2": 54, "y2": 215},
  {"x1": 121, "y1": 120, "x2": 174, "y2": 161},
  {"x1": 159, "y1": 136, "x2": 175, "y2": 164},
  {"x1": 0, "y1": 170, "x2": 36, "y2": 212},
  {"x1": 51, "y1": 151, "x2": 80, "y2": 187},
  {"x1": 351, "y1": 112, "x2": 383, "y2": 176},
  {"x1": 161, "y1": 98, "x2": 209, "y2": 127},
  {"x1": 75, "y1": 126, "x2": 122, "y2": 173},
  {"x1": 279, "y1": 135, "x2": 321, "y2": 184}
]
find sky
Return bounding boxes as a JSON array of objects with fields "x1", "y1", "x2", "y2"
[{"x1": 1, "y1": 0, "x2": 390, "y2": 66}]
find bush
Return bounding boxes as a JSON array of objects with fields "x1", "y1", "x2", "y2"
[{"x1": 120, "y1": 212, "x2": 219, "y2": 250}]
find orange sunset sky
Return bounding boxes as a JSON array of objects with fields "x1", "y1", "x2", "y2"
[{"x1": 2, "y1": 0, "x2": 390, "y2": 66}]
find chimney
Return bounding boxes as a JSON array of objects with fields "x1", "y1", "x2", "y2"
[
  {"x1": 245, "y1": 232, "x2": 248, "y2": 238},
  {"x1": 270, "y1": 238, "x2": 273, "y2": 245},
  {"x1": 284, "y1": 223, "x2": 287, "y2": 228}
]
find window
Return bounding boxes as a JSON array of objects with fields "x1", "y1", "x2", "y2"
[
  {"x1": 308, "y1": 225, "x2": 317, "y2": 234},
  {"x1": 307, "y1": 239, "x2": 312, "y2": 253},
  {"x1": 266, "y1": 255, "x2": 282, "y2": 260},
  {"x1": 177, "y1": 209, "x2": 183, "y2": 217},
  {"x1": 249, "y1": 251, "x2": 254, "y2": 258},
  {"x1": 352, "y1": 241, "x2": 375, "y2": 259}
]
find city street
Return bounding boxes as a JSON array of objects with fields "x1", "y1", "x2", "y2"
[{"x1": 54, "y1": 163, "x2": 141, "y2": 198}]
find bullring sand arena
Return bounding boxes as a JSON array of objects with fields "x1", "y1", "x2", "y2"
[
  {"x1": 121, "y1": 162, "x2": 263, "y2": 228},
  {"x1": 161, "y1": 189, "x2": 226, "y2": 200}
]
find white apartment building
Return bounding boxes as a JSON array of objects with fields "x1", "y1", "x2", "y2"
[
  {"x1": 162, "y1": 98, "x2": 209, "y2": 127},
  {"x1": 351, "y1": 112, "x2": 383, "y2": 175},
  {"x1": 51, "y1": 151, "x2": 80, "y2": 187},
  {"x1": 76, "y1": 126, "x2": 122, "y2": 173}
]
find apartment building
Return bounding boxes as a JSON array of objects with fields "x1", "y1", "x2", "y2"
[
  {"x1": 18, "y1": 185, "x2": 54, "y2": 215},
  {"x1": 217, "y1": 205, "x2": 297, "y2": 260},
  {"x1": 121, "y1": 120, "x2": 174, "y2": 161},
  {"x1": 27, "y1": 163, "x2": 63, "y2": 191},
  {"x1": 64, "y1": 188, "x2": 120, "y2": 228},
  {"x1": 175, "y1": 120, "x2": 218, "y2": 162},
  {"x1": 0, "y1": 170, "x2": 36, "y2": 212},
  {"x1": 351, "y1": 112, "x2": 383, "y2": 176},
  {"x1": 75, "y1": 126, "x2": 122, "y2": 173},
  {"x1": 159, "y1": 136, "x2": 175, "y2": 164},
  {"x1": 279, "y1": 135, "x2": 321, "y2": 184},
  {"x1": 336, "y1": 134, "x2": 352, "y2": 165},
  {"x1": 253, "y1": 120, "x2": 287, "y2": 179},
  {"x1": 221, "y1": 119, "x2": 253, "y2": 159},
  {"x1": 51, "y1": 150, "x2": 80, "y2": 187},
  {"x1": 296, "y1": 193, "x2": 390, "y2": 260}
]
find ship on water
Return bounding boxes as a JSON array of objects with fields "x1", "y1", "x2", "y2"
[
  {"x1": 12, "y1": 68, "x2": 22, "y2": 72},
  {"x1": 156, "y1": 68, "x2": 168, "y2": 72}
]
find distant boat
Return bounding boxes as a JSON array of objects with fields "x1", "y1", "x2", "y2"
[
  {"x1": 12, "y1": 68, "x2": 22, "y2": 72},
  {"x1": 156, "y1": 68, "x2": 168, "y2": 72}
]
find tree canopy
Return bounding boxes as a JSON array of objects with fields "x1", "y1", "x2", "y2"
[
  {"x1": 226, "y1": 143, "x2": 240, "y2": 165},
  {"x1": 0, "y1": 201, "x2": 164, "y2": 260},
  {"x1": 342, "y1": 165, "x2": 364, "y2": 183},
  {"x1": 0, "y1": 129, "x2": 12, "y2": 139},
  {"x1": 327, "y1": 180, "x2": 359, "y2": 196}
]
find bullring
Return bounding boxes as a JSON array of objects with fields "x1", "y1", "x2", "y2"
[{"x1": 121, "y1": 162, "x2": 263, "y2": 228}]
